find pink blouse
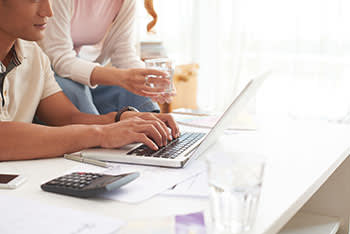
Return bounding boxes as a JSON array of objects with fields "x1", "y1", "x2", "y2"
[{"x1": 71, "y1": 0, "x2": 124, "y2": 50}]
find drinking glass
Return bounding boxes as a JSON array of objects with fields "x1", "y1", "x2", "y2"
[
  {"x1": 206, "y1": 152, "x2": 265, "y2": 233},
  {"x1": 144, "y1": 58, "x2": 175, "y2": 94}
]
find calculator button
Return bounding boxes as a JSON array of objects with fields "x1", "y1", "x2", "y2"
[
  {"x1": 48, "y1": 181, "x2": 58, "y2": 185},
  {"x1": 41, "y1": 172, "x2": 139, "y2": 198}
]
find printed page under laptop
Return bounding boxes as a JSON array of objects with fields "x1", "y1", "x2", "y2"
[{"x1": 80, "y1": 70, "x2": 270, "y2": 168}]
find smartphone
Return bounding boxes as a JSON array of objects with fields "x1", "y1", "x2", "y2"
[{"x1": 0, "y1": 174, "x2": 26, "y2": 189}]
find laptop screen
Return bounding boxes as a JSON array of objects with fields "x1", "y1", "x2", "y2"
[{"x1": 185, "y1": 70, "x2": 270, "y2": 166}]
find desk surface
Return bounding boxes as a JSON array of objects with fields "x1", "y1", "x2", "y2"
[{"x1": 1, "y1": 120, "x2": 350, "y2": 234}]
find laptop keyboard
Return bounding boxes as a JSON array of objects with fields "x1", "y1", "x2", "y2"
[{"x1": 126, "y1": 132, "x2": 206, "y2": 159}]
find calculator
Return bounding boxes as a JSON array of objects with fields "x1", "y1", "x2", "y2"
[{"x1": 41, "y1": 172, "x2": 140, "y2": 198}]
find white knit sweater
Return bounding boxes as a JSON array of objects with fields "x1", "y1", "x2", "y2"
[{"x1": 39, "y1": 0, "x2": 144, "y2": 87}]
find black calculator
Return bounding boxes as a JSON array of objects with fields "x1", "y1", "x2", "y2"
[{"x1": 41, "y1": 172, "x2": 140, "y2": 198}]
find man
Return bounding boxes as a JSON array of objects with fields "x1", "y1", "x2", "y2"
[{"x1": 0, "y1": 0, "x2": 179, "y2": 161}]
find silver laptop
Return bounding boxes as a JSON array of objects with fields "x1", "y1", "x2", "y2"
[{"x1": 81, "y1": 71, "x2": 270, "y2": 168}]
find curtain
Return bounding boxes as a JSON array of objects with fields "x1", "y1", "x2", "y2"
[{"x1": 137, "y1": 0, "x2": 350, "y2": 121}]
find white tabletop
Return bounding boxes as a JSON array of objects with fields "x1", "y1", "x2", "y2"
[{"x1": 1, "y1": 120, "x2": 350, "y2": 234}]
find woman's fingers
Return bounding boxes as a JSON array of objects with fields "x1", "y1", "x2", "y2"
[
  {"x1": 146, "y1": 76, "x2": 171, "y2": 87},
  {"x1": 141, "y1": 68, "x2": 168, "y2": 78},
  {"x1": 126, "y1": 68, "x2": 176, "y2": 98},
  {"x1": 141, "y1": 86, "x2": 166, "y2": 94},
  {"x1": 160, "y1": 92, "x2": 174, "y2": 103},
  {"x1": 150, "y1": 93, "x2": 173, "y2": 104},
  {"x1": 142, "y1": 76, "x2": 171, "y2": 94}
]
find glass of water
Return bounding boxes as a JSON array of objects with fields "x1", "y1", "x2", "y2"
[
  {"x1": 144, "y1": 58, "x2": 175, "y2": 94},
  {"x1": 206, "y1": 152, "x2": 266, "y2": 233}
]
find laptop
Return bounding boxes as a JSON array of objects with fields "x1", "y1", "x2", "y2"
[{"x1": 81, "y1": 71, "x2": 270, "y2": 168}]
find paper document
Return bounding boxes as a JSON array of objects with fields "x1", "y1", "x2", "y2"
[
  {"x1": 119, "y1": 211, "x2": 206, "y2": 234},
  {"x1": 0, "y1": 194, "x2": 124, "y2": 234},
  {"x1": 162, "y1": 171, "x2": 209, "y2": 197},
  {"x1": 66, "y1": 161, "x2": 206, "y2": 203}
]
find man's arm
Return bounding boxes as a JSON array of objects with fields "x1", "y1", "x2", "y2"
[
  {"x1": 35, "y1": 91, "x2": 116, "y2": 125},
  {"x1": 36, "y1": 91, "x2": 179, "y2": 140},
  {"x1": 0, "y1": 93, "x2": 111, "y2": 160},
  {"x1": 0, "y1": 116, "x2": 165, "y2": 161},
  {"x1": 0, "y1": 92, "x2": 176, "y2": 161},
  {"x1": 0, "y1": 121, "x2": 100, "y2": 161}
]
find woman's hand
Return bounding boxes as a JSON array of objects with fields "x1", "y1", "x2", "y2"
[
  {"x1": 91, "y1": 66, "x2": 176, "y2": 101},
  {"x1": 119, "y1": 68, "x2": 173, "y2": 97},
  {"x1": 150, "y1": 88, "x2": 176, "y2": 104}
]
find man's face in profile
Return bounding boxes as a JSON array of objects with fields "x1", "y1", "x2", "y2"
[{"x1": 0, "y1": 0, "x2": 53, "y2": 42}]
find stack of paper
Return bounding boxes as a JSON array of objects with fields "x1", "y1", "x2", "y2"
[
  {"x1": 65, "y1": 160, "x2": 206, "y2": 203},
  {"x1": 161, "y1": 172, "x2": 209, "y2": 198},
  {"x1": 119, "y1": 212, "x2": 206, "y2": 234},
  {"x1": 0, "y1": 194, "x2": 124, "y2": 234}
]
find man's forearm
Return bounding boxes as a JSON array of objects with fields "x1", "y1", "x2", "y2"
[
  {"x1": 35, "y1": 92, "x2": 117, "y2": 127},
  {"x1": 0, "y1": 122, "x2": 102, "y2": 161},
  {"x1": 66, "y1": 111, "x2": 116, "y2": 125}
]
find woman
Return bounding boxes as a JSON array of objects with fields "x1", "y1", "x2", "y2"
[{"x1": 39, "y1": 0, "x2": 173, "y2": 114}]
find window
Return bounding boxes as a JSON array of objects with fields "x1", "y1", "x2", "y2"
[{"x1": 137, "y1": 0, "x2": 350, "y2": 121}]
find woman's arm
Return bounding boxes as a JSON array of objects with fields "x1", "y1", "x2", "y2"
[
  {"x1": 39, "y1": 0, "x2": 170, "y2": 98},
  {"x1": 103, "y1": 0, "x2": 145, "y2": 69},
  {"x1": 38, "y1": 0, "x2": 99, "y2": 87}
]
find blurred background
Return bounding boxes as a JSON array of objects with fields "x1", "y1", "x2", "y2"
[{"x1": 135, "y1": 0, "x2": 350, "y2": 123}]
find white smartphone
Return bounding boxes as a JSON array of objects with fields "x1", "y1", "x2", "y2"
[{"x1": 0, "y1": 174, "x2": 26, "y2": 189}]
